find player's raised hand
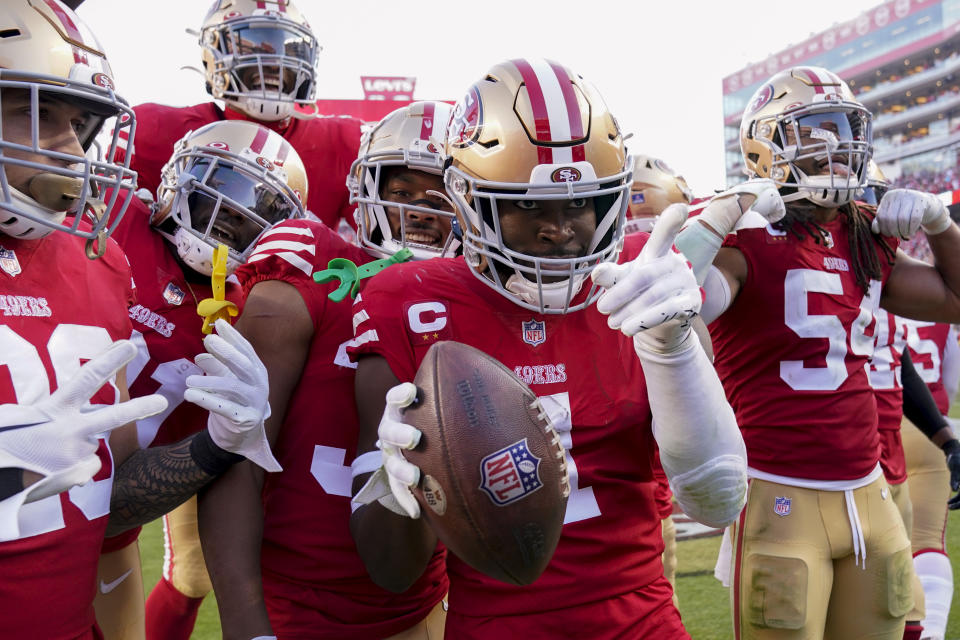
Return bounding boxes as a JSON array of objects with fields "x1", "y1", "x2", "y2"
[
  {"x1": 352, "y1": 382, "x2": 422, "y2": 519},
  {"x1": 872, "y1": 188, "x2": 953, "y2": 239},
  {"x1": 0, "y1": 340, "x2": 167, "y2": 504},
  {"x1": 185, "y1": 319, "x2": 280, "y2": 473},
  {"x1": 592, "y1": 203, "x2": 701, "y2": 355},
  {"x1": 674, "y1": 178, "x2": 784, "y2": 284}
]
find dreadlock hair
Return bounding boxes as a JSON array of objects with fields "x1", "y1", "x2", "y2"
[{"x1": 773, "y1": 199, "x2": 896, "y2": 293}]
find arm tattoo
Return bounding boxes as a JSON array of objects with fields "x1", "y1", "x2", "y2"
[{"x1": 106, "y1": 435, "x2": 214, "y2": 537}]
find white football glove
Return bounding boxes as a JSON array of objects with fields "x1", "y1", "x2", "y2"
[
  {"x1": 871, "y1": 188, "x2": 953, "y2": 239},
  {"x1": 675, "y1": 178, "x2": 785, "y2": 284},
  {"x1": 0, "y1": 340, "x2": 166, "y2": 503},
  {"x1": 593, "y1": 203, "x2": 702, "y2": 355},
  {"x1": 353, "y1": 382, "x2": 422, "y2": 518},
  {"x1": 184, "y1": 319, "x2": 280, "y2": 473}
]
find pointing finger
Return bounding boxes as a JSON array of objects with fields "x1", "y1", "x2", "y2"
[{"x1": 641, "y1": 203, "x2": 689, "y2": 261}]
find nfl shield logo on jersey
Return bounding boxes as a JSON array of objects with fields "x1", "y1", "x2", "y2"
[
  {"x1": 0, "y1": 246, "x2": 21, "y2": 276},
  {"x1": 522, "y1": 319, "x2": 546, "y2": 346},
  {"x1": 479, "y1": 438, "x2": 543, "y2": 506},
  {"x1": 774, "y1": 496, "x2": 792, "y2": 517},
  {"x1": 162, "y1": 282, "x2": 186, "y2": 306}
]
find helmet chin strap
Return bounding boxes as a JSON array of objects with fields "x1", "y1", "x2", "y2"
[
  {"x1": 230, "y1": 95, "x2": 293, "y2": 123},
  {"x1": 2, "y1": 175, "x2": 80, "y2": 239},
  {"x1": 783, "y1": 166, "x2": 858, "y2": 207},
  {"x1": 504, "y1": 271, "x2": 587, "y2": 312},
  {"x1": 173, "y1": 226, "x2": 241, "y2": 277}
]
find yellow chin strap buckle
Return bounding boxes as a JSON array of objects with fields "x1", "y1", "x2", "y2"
[{"x1": 197, "y1": 243, "x2": 239, "y2": 334}]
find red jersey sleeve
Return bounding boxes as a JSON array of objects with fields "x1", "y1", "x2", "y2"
[{"x1": 236, "y1": 218, "x2": 368, "y2": 326}]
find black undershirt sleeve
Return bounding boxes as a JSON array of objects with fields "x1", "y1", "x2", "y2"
[{"x1": 901, "y1": 349, "x2": 949, "y2": 440}]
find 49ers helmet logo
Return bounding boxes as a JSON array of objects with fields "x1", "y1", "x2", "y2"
[
  {"x1": 448, "y1": 86, "x2": 483, "y2": 148},
  {"x1": 91, "y1": 73, "x2": 114, "y2": 90},
  {"x1": 551, "y1": 167, "x2": 582, "y2": 183},
  {"x1": 256, "y1": 156, "x2": 275, "y2": 171},
  {"x1": 748, "y1": 83, "x2": 775, "y2": 115}
]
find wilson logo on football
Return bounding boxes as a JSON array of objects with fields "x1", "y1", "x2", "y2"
[
  {"x1": 479, "y1": 439, "x2": 543, "y2": 506},
  {"x1": 256, "y1": 156, "x2": 275, "y2": 171},
  {"x1": 550, "y1": 167, "x2": 582, "y2": 183},
  {"x1": 91, "y1": 73, "x2": 114, "y2": 90},
  {"x1": 447, "y1": 86, "x2": 483, "y2": 148}
]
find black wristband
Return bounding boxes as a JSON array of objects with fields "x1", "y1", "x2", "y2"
[
  {"x1": 0, "y1": 467, "x2": 24, "y2": 500},
  {"x1": 189, "y1": 430, "x2": 244, "y2": 477},
  {"x1": 942, "y1": 439, "x2": 960, "y2": 457}
]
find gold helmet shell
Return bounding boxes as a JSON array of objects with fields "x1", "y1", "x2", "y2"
[
  {"x1": 200, "y1": 0, "x2": 319, "y2": 122},
  {"x1": 154, "y1": 119, "x2": 307, "y2": 275},
  {"x1": 740, "y1": 66, "x2": 872, "y2": 207},
  {"x1": 444, "y1": 58, "x2": 631, "y2": 314},
  {"x1": 0, "y1": 0, "x2": 136, "y2": 254},
  {"x1": 626, "y1": 154, "x2": 693, "y2": 234},
  {"x1": 349, "y1": 100, "x2": 459, "y2": 260}
]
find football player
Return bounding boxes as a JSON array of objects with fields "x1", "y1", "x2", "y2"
[
  {"x1": 198, "y1": 101, "x2": 457, "y2": 639},
  {"x1": 676, "y1": 65, "x2": 960, "y2": 639},
  {"x1": 120, "y1": 1, "x2": 363, "y2": 631},
  {"x1": 94, "y1": 121, "x2": 307, "y2": 640},
  {"x1": 349, "y1": 59, "x2": 747, "y2": 639},
  {"x1": 116, "y1": 0, "x2": 361, "y2": 232},
  {"x1": 0, "y1": 2, "x2": 278, "y2": 638}
]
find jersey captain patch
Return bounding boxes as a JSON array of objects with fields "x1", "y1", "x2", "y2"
[{"x1": 405, "y1": 300, "x2": 451, "y2": 344}]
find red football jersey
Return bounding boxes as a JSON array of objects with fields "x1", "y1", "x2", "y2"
[
  {"x1": 118, "y1": 102, "x2": 362, "y2": 230},
  {"x1": 903, "y1": 318, "x2": 952, "y2": 414},
  {"x1": 0, "y1": 232, "x2": 134, "y2": 638},
  {"x1": 348, "y1": 235, "x2": 668, "y2": 637},
  {"x1": 234, "y1": 219, "x2": 447, "y2": 638},
  {"x1": 709, "y1": 216, "x2": 897, "y2": 481},
  {"x1": 870, "y1": 308, "x2": 908, "y2": 483}
]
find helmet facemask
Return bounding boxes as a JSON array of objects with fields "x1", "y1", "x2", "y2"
[
  {"x1": 755, "y1": 103, "x2": 872, "y2": 207},
  {"x1": 350, "y1": 148, "x2": 460, "y2": 260},
  {"x1": 446, "y1": 161, "x2": 630, "y2": 315},
  {"x1": 202, "y1": 14, "x2": 318, "y2": 122},
  {"x1": 157, "y1": 146, "x2": 304, "y2": 275},
  {"x1": 0, "y1": 76, "x2": 136, "y2": 256}
]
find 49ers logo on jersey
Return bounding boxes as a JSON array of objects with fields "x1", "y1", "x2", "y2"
[
  {"x1": 447, "y1": 86, "x2": 483, "y2": 148},
  {"x1": 405, "y1": 300, "x2": 451, "y2": 344}
]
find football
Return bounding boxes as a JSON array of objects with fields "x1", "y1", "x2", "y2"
[{"x1": 403, "y1": 340, "x2": 569, "y2": 586}]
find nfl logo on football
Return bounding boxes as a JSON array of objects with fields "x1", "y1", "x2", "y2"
[
  {"x1": 522, "y1": 319, "x2": 545, "y2": 347},
  {"x1": 479, "y1": 438, "x2": 543, "y2": 506},
  {"x1": 774, "y1": 496, "x2": 792, "y2": 517}
]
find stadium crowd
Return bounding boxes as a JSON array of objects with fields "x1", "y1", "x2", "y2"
[{"x1": 3, "y1": 1, "x2": 960, "y2": 640}]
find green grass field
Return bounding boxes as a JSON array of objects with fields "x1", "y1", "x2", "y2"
[{"x1": 138, "y1": 510, "x2": 960, "y2": 638}]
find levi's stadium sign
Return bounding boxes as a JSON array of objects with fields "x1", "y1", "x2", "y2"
[{"x1": 361, "y1": 76, "x2": 416, "y2": 100}]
